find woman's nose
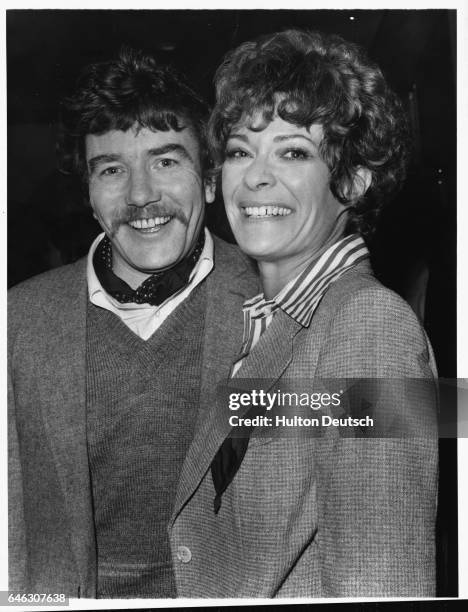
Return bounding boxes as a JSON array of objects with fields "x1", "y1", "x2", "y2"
[{"x1": 243, "y1": 156, "x2": 276, "y2": 191}]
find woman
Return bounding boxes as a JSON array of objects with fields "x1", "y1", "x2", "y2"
[{"x1": 207, "y1": 30, "x2": 438, "y2": 597}]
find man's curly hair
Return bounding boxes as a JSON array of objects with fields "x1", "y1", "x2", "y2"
[
  {"x1": 208, "y1": 29, "x2": 411, "y2": 240},
  {"x1": 59, "y1": 48, "x2": 210, "y2": 182}
]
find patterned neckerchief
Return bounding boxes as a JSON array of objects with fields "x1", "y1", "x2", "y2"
[{"x1": 93, "y1": 231, "x2": 205, "y2": 307}]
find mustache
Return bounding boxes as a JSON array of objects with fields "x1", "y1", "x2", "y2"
[{"x1": 110, "y1": 205, "x2": 188, "y2": 231}]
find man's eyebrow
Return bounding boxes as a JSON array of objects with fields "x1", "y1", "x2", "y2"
[
  {"x1": 87, "y1": 154, "x2": 121, "y2": 173},
  {"x1": 87, "y1": 144, "x2": 194, "y2": 174},
  {"x1": 147, "y1": 143, "x2": 193, "y2": 162}
]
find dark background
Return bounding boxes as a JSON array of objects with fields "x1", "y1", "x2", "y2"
[{"x1": 7, "y1": 9, "x2": 458, "y2": 596}]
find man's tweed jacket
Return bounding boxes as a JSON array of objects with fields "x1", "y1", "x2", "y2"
[{"x1": 9, "y1": 246, "x2": 437, "y2": 598}]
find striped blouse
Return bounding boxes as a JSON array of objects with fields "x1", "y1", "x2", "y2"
[{"x1": 231, "y1": 234, "x2": 369, "y2": 377}]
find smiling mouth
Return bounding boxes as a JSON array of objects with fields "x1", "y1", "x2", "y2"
[
  {"x1": 128, "y1": 215, "x2": 172, "y2": 231},
  {"x1": 243, "y1": 206, "x2": 292, "y2": 218}
]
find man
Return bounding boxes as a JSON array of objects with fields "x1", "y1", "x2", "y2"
[{"x1": 8, "y1": 49, "x2": 257, "y2": 598}]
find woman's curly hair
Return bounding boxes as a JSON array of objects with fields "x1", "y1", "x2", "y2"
[{"x1": 208, "y1": 29, "x2": 411, "y2": 240}]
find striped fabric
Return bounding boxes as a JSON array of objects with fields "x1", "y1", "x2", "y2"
[{"x1": 231, "y1": 234, "x2": 368, "y2": 376}]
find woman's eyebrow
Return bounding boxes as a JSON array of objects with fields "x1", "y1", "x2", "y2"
[
  {"x1": 226, "y1": 133, "x2": 249, "y2": 142},
  {"x1": 273, "y1": 134, "x2": 319, "y2": 146},
  {"x1": 226, "y1": 133, "x2": 320, "y2": 147}
]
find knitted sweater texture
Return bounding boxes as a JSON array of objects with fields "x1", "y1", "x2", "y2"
[{"x1": 86, "y1": 285, "x2": 206, "y2": 598}]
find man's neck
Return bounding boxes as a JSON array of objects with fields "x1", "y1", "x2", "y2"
[
  {"x1": 111, "y1": 259, "x2": 152, "y2": 290},
  {"x1": 110, "y1": 233, "x2": 205, "y2": 290}
]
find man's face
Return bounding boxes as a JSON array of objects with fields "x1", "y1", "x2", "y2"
[{"x1": 86, "y1": 125, "x2": 214, "y2": 287}]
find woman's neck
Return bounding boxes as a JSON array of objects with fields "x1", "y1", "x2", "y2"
[{"x1": 259, "y1": 220, "x2": 348, "y2": 300}]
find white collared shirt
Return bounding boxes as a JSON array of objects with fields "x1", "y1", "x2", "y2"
[{"x1": 87, "y1": 228, "x2": 214, "y2": 340}]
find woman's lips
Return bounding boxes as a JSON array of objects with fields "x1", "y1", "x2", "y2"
[{"x1": 242, "y1": 205, "x2": 292, "y2": 218}]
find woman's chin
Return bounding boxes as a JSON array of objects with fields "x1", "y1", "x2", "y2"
[
  {"x1": 232, "y1": 223, "x2": 289, "y2": 261},
  {"x1": 235, "y1": 237, "x2": 284, "y2": 262}
]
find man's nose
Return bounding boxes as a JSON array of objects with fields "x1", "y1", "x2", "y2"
[
  {"x1": 127, "y1": 168, "x2": 161, "y2": 207},
  {"x1": 243, "y1": 155, "x2": 276, "y2": 191}
]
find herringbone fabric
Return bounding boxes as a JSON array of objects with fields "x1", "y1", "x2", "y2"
[{"x1": 168, "y1": 261, "x2": 438, "y2": 598}]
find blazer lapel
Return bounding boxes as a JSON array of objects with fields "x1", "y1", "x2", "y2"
[
  {"x1": 38, "y1": 260, "x2": 95, "y2": 593},
  {"x1": 232, "y1": 309, "x2": 302, "y2": 382},
  {"x1": 171, "y1": 244, "x2": 258, "y2": 522},
  {"x1": 171, "y1": 274, "x2": 302, "y2": 521},
  {"x1": 220, "y1": 309, "x2": 304, "y2": 431}
]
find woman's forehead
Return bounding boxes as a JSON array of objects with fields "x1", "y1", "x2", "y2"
[
  {"x1": 228, "y1": 95, "x2": 325, "y2": 133},
  {"x1": 229, "y1": 114, "x2": 324, "y2": 142}
]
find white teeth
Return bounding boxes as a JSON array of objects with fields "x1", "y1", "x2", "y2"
[
  {"x1": 244, "y1": 206, "x2": 292, "y2": 218},
  {"x1": 129, "y1": 216, "x2": 171, "y2": 229}
]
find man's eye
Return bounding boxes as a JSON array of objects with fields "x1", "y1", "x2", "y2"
[
  {"x1": 100, "y1": 166, "x2": 123, "y2": 176},
  {"x1": 157, "y1": 158, "x2": 178, "y2": 168},
  {"x1": 282, "y1": 148, "x2": 311, "y2": 160}
]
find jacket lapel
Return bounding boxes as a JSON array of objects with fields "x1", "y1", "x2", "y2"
[
  {"x1": 38, "y1": 259, "x2": 96, "y2": 594},
  {"x1": 171, "y1": 243, "x2": 258, "y2": 522},
  {"x1": 219, "y1": 309, "x2": 304, "y2": 433},
  {"x1": 171, "y1": 255, "x2": 302, "y2": 521},
  {"x1": 232, "y1": 309, "x2": 302, "y2": 382}
]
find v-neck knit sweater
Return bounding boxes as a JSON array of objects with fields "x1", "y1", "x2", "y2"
[{"x1": 86, "y1": 283, "x2": 206, "y2": 598}]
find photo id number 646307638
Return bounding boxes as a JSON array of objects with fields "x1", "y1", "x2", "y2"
[{"x1": 1, "y1": 592, "x2": 68, "y2": 606}]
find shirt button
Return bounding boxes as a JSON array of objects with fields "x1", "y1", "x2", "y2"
[{"x1": 176, "y1": 545, "x2": 192, "y2": 563}]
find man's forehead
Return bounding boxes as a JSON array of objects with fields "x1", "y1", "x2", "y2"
[{"x1": 85, "y1": 125, "x2": 201, "y2": 157}]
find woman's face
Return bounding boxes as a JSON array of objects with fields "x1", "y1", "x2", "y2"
[{"x1": 222, "y1": 115, "x2": 346, "y2": 266}]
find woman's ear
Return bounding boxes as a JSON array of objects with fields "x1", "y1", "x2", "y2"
[
  {"x1": 348, "y1": 167, "x2": 372, "y2": 201},
  {"x1": 204, "y1": 175, "x2": 216, "y2": 204}
]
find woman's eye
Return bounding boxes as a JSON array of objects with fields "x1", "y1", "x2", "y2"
[
  {"x1": 225, "y1": 148, "x2": 249, "y2": 160},
  {"x1": 282, "y1": 148, "x2": 311, "y2": 160}
]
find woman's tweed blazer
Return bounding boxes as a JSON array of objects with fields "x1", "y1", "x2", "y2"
[{"x1": 168, "y1": 258, "x2": 438, "y2": 598}]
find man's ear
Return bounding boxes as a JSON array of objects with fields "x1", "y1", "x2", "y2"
[
  {"x1": 347, "y1": 167, "x2": 372, "y2": 201},
  {"x1": 88, "y1": 191, "x2": 97, "y2": 218},
  {"x1": 204, "y1": 176, "x2": 216, "y2": 204}
]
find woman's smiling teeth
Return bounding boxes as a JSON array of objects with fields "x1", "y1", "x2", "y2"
[
  {"x1": 129, "y1": 215, "x2": 172, "y2": 230},
  {"x1": 243, "y1": 206, "x2": 292, "y2": 218}
]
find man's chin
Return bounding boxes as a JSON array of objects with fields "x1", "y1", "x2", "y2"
[
  {"x1": 131, "y1": 254, "x2": 186, "y2": 275},
  {"x1": 109, "y1": 246, "x2": 187, "y2": 286},
  {"x1": 110, "y1": 223, "x2": 202, "y2": 282}
]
